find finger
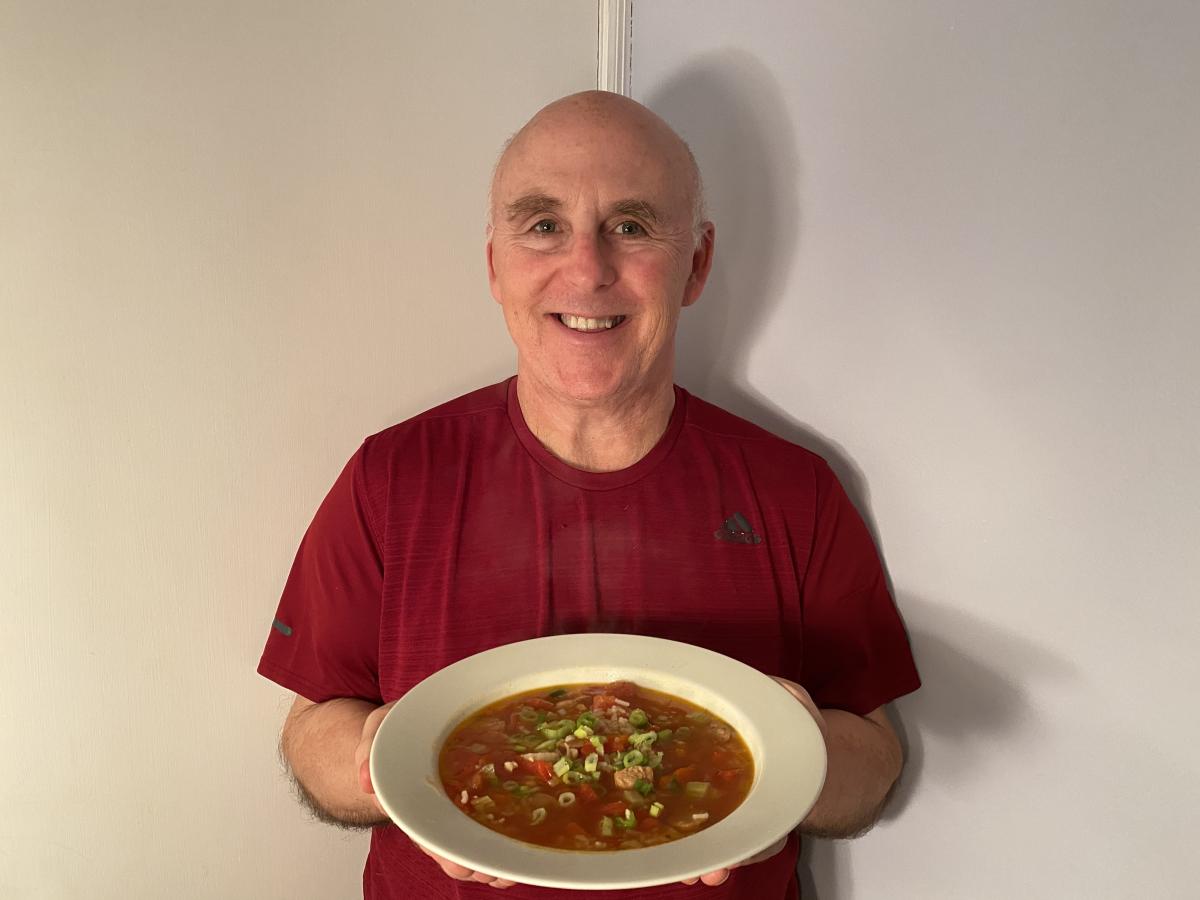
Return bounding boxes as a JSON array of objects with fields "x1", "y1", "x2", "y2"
[
  {"x1": 358, "y1": 758, "x2": 374, "y2": 795},
  {"x1": 700, "y1": 869, "x2": 731, "y2": 886},
  {"x1": 682, "y1": 877, "x2": 699, "y2": 885},
  {"x1": 488, "y1": 879, "x2": 516, "y2": 889}
]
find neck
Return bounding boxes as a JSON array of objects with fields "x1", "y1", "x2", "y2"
[{"x1": 516, "y1": 376, "x2": 676, "y2": 473}]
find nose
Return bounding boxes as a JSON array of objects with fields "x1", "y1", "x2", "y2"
[{"x1": 562, "y1": 231, "x2": 617, "y2": 291}]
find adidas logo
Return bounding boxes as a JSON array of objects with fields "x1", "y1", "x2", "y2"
[{"x1": 714, "y1": 512, "x2": 762, "y2": 545}]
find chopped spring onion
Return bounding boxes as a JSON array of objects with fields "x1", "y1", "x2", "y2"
[
  {"x1": 600, "y1": 816, "x2": 614, "y2": 837},
  {"x1": 629, "y1": 709, "x2": 649, "y2": 728},
  {"x1": 518, "y1": 707, "x2": 539, "y2": 722},
  {"x1": 657, "y1": 728, "x2": 673, "y2": 742},
  {"x1": 534, "y1": 739, "x2": 557, "y2": 751},
  {"x1": 674, "y1": 726, "x2": 692, "y2": 741},
  {"x1": 557, "y1": 791, "x2": 576, "y2": 807},
  {"x1": 629, "y1": 731, "x2": 657, "y2": 748},
  {"x1": 552, "y1": 757, "x2": 572, "y2": 778},
  {"x1": 685, "y1": 781, "x2": 710, "y2": 800},
  {"x1": 573, "y1": 725, "x2": 594, "y2": 739},
  {"x1": 584, "y1": 752, "x2": 599, "y2": 773},
  {"x1": 563, "y1": 770, "x2": 588, "y2": 785},
  {"x1": 589, "y1": 736, "x2": 606, "y2": 752},
  {"x1": 616, "y1": 809, "x2": 637, "y2": 829},
  {"x1": 622, "y1": 750, "x2": 645, "y2": 767},
  {"x1": 649, "y1": 801, "x2": 664, "y2": 818},
  {"x1": 646, "y1": 751, "x2": 664, "y2": 768},
  {"x1": 531, "y1": 807, "x2": 547, "y2": 825},
  {"x1": 576, "y1": 711, "x2": 598, "y2": 729},
  {"x1": 634, "y1": 779, "x2": 654, "y2": 796}
]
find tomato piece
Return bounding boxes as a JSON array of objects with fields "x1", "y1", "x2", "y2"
[
  {"x1": 564, "y1": 822, "x2": 587, "y2": 837},
  {"x1": 605, "y1": 681, "x2": 638, "y2": 700},
  {"x1": 637, "y1": 816, "x2": 660, "y2": 831},
  {"x1": 516, "y1": 757, "x2": 556, "y2": 783},
  {"x1": 578, "y1": 783, "x2": 598, "y2": 802},
  {"x1": 599, "y1": 801, "x2": 628, "y2": 816},
  {"x1": 714, "y1": 768, "x2": 740, "y2": 783},
  {"x1": 592, "y1": 694, "x2": 619, "y2": 711},
  {"x1": 610, "y1": 734, "x2": 629, "y2": 753}
]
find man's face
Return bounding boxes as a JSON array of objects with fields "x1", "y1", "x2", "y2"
[{"x1": 487, "y1": 108, "x2": 714, "y2": 407}]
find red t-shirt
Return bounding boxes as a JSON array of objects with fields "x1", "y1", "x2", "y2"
[{"x1": 258, "y1": 378, "x2": 920, "y2": 900}]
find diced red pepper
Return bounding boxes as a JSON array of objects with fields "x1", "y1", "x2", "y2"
[
  {"x1": 610, "y1": 734, "x2": 629, "y2": 753},
  {"x1": 599, "y1": 801, "x2": 628, "y2": 816},
  {"x1": 578, "y1": 783, "x2": 598, "y2": 802},
  {"x1": 637, "y1": 816, "x2": 660, "y2": 831},
  {"x1": 714, "y1": 768, "x2": 740, "y2": 783}
]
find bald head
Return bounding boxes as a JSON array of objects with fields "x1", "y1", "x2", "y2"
[{"x1": 489, "y1": 91, "x2": 705, "y2": 235}]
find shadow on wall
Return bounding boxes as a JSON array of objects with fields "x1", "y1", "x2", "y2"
[{"x1": 643, "y1": 54, "x2": 1078, "y2": 899}]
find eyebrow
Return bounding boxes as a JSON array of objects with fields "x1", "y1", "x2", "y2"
[
  {"x1": 504, "y1": 193, "x2": 562, "y2": 222},
  {"x1": 502, "y1": 193, "x2": 666, "y2": 227}
]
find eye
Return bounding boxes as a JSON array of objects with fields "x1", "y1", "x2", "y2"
[
  {"x1": 531, "y1": 219, "x2": 558, "y2": 234},
  {"x1": 616, "y1": 221, "x2": 644, "y2": 236}
]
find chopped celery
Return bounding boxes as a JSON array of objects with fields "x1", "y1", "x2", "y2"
[
  {"x1": 588, "y1": 735, "x2": 606, "y2": 752},
  {"x1": 649, "y1": 801, "x2": 664, "y2": 817},
  {"x1": 584, "y1": 752, "x2": 599, "y2": 773},
  {"x1": 629, "y1": 709, "x2": 649, "y2": 728},
  {"x1": 552, "y1": 757, "x2": 572, "y2": 778},
  {"x1": 573, "y1": 725, "x2": 594, "y2": 739},
  {"x1": 600, "y1": 816, "x2": 614, "y2": 837},
  {"x1": 534, "y1": 739, "x2": 557, "y2": 751},
  {"x1": 685, "y1": 781, "x2": 710, "y2": 799},
  {"x1": 622, "y1": 750, "x2": 644, "y2": 767}
]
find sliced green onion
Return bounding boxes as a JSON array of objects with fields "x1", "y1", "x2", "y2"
[
  {"x1": 634, "y1": 779, "x2": 654, "y2": 796},
  {"x1": 576, "y1": 712, "x2": 597, "y2": 729},
  {"x1": 552, "y1": 757, "x2": 572, "y2": 778},
  {"x1": 685, "y1": 781, "x2": 710, "y2": 800},
  {"x1": 584, "y1": 752, "x2": 599, "y2": 773},
  {"x1": 563, "y1": 770, "x2": 587, "y2": 785},
  {"x1": 600, "y1": 816, "x2": 614, "y2": 837},
  {"x1": 622, "y1": 750, "x2": 644, "y2": 767},
  {"x1": 573, "y1": 725, "x2": 594, "y2": 739},
  {"x1": 657, "y1": 728, "x2": 673, "y2": 742},
  {"x1": 534, "y1": 739, "x2": 557, "y2": 751},
  {"x1": 629, "y1": 709, "x2": 649, "y2": 728},
  {"x1": 649, "y1": 801, "x2": 664, "y2": 818},
  {"x1": 629, "y1": 731, "x2": 657, "y2": 748},
  {"x1": 531, "y1": 807, "x2": 547, "y2": 825},
  {"x1": 646, "y1": 751, "x2": 664, "y2": 768},
  {"x1": 616, "y1": 808, "x2": 637, "y2": 828},
  {"x1": 589, "y1": 735, "x2": 606, "y2": 752},
  {"x1": 674, "y1": 726, "x2": 692, "y2": 741},
  {"x1": 557, "y1": 791, "x2": 576, "y2": 807}
]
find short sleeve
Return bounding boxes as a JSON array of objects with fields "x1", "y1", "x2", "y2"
[
  {"x1": 798, "y1": 463, "x2": 920, "y2": 714},
  {"x1": 257, "y1": 446, "x2": 385, "y2": 704}
]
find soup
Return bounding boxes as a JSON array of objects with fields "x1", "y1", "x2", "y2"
[{"x1": 437, "y1": 681, "x2": 754, "y2": 851}]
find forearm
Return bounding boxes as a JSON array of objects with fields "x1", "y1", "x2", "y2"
[
  {"x1": 281, "y1": 696, "x2": 389, "y2": 829},
  {"x1": 799, "y1": 708, "x2": 903, "y2": 839}
]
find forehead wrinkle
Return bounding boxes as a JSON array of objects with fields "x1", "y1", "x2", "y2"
[{"x1": 610, "y1": 198, "x2": 663, "y2": 227}]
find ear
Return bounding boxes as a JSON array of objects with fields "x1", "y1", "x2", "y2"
[
  {"x1": 485, "y1": 226, "x2": 502, "y2": 305},
  {"x1": 681, "y1": 222, "x2": 716, "y2": 308}
]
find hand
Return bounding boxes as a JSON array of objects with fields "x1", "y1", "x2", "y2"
[
  {"x1": 769, "y1": 675, "x2": 829, "y2": 744},
  {"x1": 681, "y1": 835, "x2": 788, "y2": 886},
  {"x1": 353, "y1": 700, "x2": 397, "y2": 817},
  {"x1": 353, "y1": 702, "x2": 518, "y2": 889}
]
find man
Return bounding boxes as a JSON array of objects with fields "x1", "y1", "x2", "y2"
[{"x1": 259, "y1": 91, "x2": 920, "y2": 898}]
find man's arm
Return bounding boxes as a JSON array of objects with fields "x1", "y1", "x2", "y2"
[
  {"x1": 279, "y1": 694, "x2": 389, "y2": 829},
  {"x1": 800, "y1": 705, "x2": 903, "y2": 838}
]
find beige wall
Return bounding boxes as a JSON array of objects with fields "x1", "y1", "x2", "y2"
[
  {"x1": 0, "y1": 2, "x2": 595, "y2": 897},
  {"x1": 633, "y1": 2, "x2": 1200, "y2": 899}
]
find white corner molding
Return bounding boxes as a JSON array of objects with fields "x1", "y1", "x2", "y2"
[{"x1": 597, "y1": 0, "x2": 633, "y2": 95}]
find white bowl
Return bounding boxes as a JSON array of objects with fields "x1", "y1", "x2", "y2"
[{"x1": 369, "y1": 633, "x2": 826, "y2": 890}]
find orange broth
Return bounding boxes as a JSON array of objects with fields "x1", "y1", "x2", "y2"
[{"x1": 437, "y1": 681, "x2": 754, "y2": 851}]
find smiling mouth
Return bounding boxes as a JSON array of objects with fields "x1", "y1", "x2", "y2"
[{"x1": 555, "y1": 313, "x2": 627, "y2": 332}]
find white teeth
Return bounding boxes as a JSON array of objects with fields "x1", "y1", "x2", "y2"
[{"x1": 559, "y1": 314, "x2": 623, "y2": 332}]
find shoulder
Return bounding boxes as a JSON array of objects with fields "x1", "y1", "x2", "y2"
[
  {"x1": 355, "y1": 379, "x2": 511, "y2": 477},
  {"x1": 680, "y1": 389, "x2": 833, "y2": 481}
]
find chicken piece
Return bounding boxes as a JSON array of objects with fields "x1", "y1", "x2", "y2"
[{"x1": 613, "y1": 765, "x2": 655, "y2": 790}]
